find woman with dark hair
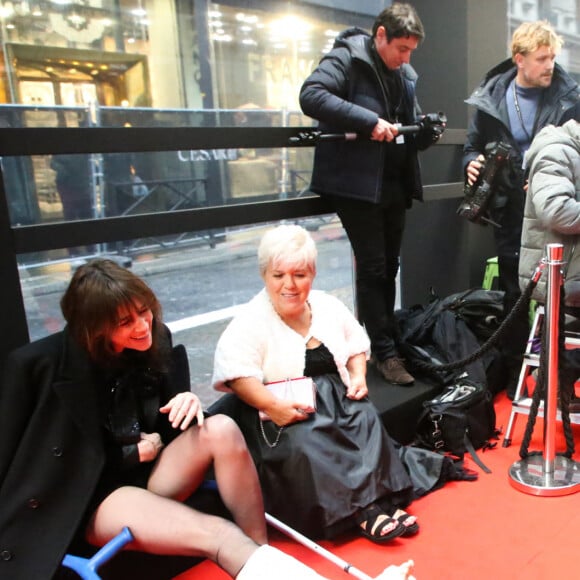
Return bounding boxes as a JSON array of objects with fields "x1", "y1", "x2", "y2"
[{"x1": 0, "y1": 259, "x2": 416, "y2": 580}]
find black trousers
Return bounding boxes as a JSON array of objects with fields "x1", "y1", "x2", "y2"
[{"x1": 332, "y1": 196, "x2": 406, "y2": 361}]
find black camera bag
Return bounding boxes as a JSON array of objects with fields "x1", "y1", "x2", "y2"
[{"x1": 415, "y1": 380, "x2": 497, "y2": 472}]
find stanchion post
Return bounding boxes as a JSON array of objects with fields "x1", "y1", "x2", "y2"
[
  {"x1": 544, "y1": 243, "x2": 562, "y2": 469},
  {"x1": 508, "y1": 243, "x2": 580, "y2": 496}
]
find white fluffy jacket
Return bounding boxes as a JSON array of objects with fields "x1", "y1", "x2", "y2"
[{"x1": 212, "y1": 289, "x2": 370, "y2": 391}]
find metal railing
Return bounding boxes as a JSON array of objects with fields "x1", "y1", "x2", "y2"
[{"x1": 0, "y1": 110, "x2": 466, "y2": 364}]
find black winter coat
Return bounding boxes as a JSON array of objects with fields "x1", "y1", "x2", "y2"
[
  {"x1": 299, "y1": 28, "x2": 434, "y2": 205},
  {"x1": 0, "y1": 327, "x2": 189, "y2": 579},
  {"x1": 463, "y1": 59, "x2": 580, "y2": 255}
]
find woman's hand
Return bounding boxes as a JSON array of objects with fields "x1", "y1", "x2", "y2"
[
  {"x1": 346, "y1": 374, "x2": 368, "y2": 400},
  {"x1": 229, "y1": 376, "x2": 310, "y2": 426},
  {"x1": 346, "y1": 352, "x2": 368, "y2": 400},
  {"x1": 137, "y1": 432, "x2": 164, "y2": 462},
  {"x1": 160, "y1": 391, "x2": 204, "y2": 430},
  {"x1": 262, "y1": 399, "x2": 311, "y2": 426}
]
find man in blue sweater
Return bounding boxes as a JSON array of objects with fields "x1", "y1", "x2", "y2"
[{"x1": 463, "y1": 20, "x2": 580, "y2": 398}]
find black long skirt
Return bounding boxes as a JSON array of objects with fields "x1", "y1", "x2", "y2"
[{"x1": 210, "y1": 373, "x2": 414, "y2": 539}]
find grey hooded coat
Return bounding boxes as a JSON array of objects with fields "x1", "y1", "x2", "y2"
[{"x1": 519, "y1": 119, "x2": 580, "y2": 305}]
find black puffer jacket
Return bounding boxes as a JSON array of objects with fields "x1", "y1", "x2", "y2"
[
  {"x1": 299, "y1": 27, "x2": 434, "y2": 206},
  {"x1": 463, "y1": 59, "x2": 580, "y2": 254}
]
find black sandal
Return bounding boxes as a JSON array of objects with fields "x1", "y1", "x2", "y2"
[
  {"x1": 355, "y1": 504, "x2": 405, "y2": 543},
  {"x1": 390, "y1": 508, "x2": 420, "y2": 537}
]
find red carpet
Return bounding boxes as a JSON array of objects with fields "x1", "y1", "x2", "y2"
[{"x1": 175, "y1": 392, "x2": 580, "y2": 580}]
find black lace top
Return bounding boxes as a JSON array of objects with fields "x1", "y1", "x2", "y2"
[{"x1": 304, "y1": 342, "x2": 338, "y2": 376}]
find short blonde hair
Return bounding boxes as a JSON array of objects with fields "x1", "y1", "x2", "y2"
[
  {"x1": 258, "y1": 224, "x2": 317, "y2": 276},
  {"x1": 511, "y1": 20, "x2": 563, "y2": 60}
]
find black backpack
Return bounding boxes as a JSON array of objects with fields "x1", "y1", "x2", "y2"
[
  {"x1": 415, "y1": 380, "x2": 498, "y2": 472},
  {"x1": 439, "y1": 287, "x2": 505, "y2": 341},
  {"x1": 396, "y1": 295, "x2": 497, "y2": 387}
]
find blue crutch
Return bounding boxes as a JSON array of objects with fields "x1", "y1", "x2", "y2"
[{"x1": 61, "y1": 526, "x2": 134, "y2": 579}]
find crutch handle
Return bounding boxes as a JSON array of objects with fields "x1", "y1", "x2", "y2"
[{"x1": 61, "y1": 526, "x2": 134, "y2": 579}]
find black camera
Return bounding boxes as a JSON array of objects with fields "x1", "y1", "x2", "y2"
[
  {"x1": 395, "y1": 112, "x2": 447, "y2": 135},
  {"x1": 456, "y1": 141, "x2": 511, "y2": 227},
  {"x1": 419, "y1": 112, "x2": 447, "y2": 130}
]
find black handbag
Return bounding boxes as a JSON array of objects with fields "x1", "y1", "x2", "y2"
[{"x1": 415, "y1": 380, "x2": 497, "y2": 473}]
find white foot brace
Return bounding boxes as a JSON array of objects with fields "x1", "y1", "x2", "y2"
[
  {"x1": 236, "y1": 545, "x2": 326, "y2": 580},
  {"x1": 236, "y1": 545, "x2": 416, "y2": 580}
]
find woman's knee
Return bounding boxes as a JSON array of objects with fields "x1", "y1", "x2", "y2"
[
  {"x1": 85, "y1": 486, "x2": 148, "y2": 545},
  {"x1": 201, "y1": 414, "x2": 247, "y2": 451}
]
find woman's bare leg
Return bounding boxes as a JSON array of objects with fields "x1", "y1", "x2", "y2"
[
  {"x1": 86, "y1": 486, "x2": 257, "y2": 577},
  {"x1": 87, "y1": 488, "x2": 416, "y2": 580},
  {"x1": 148, "y1": 414, "x2": 267, "y2": 544}
]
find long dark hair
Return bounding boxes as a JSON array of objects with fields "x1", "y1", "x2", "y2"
[{"x1": 61, "y1": 259, "x2": 166, "y2": 367}]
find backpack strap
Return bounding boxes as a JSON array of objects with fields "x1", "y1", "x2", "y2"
[{"x1": 463, "y1": 433, "x2": 492, "y2": 474}]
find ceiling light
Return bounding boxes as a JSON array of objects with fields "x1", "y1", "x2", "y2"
[
  {"x1": 270, "y1": 15, "x2": 311, "y2": 40},
  {"x1": 0, "y1": 6, "x2": 14, "y2": 18}
]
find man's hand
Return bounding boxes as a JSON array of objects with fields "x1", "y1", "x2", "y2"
[
  {"x1": 466, "y1": 154, "x2": 485, "y2": 185},
  {"x1": 371, "y1": 118, "x2": 399, "y2": 142}
]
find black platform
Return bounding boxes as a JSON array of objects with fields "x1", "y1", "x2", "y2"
[{"x1": 366, "y1": 362, "x2": 443, "y2": 445}]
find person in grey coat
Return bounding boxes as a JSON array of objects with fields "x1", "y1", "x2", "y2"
[
  {"x1": 519, "y1": 119, "x2": 580, "y2": 306},
  {"x1": 518, "y1": 118, "x2": 580, "y2": 408}
]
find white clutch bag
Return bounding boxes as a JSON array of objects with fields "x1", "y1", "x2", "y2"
[{"x1": 259, "y1": 376, "x2": 317, "y2": 421}]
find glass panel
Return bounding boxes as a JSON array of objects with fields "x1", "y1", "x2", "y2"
[
  {"x1": 2, "y1": 104, "x2": 316, "y2": 237},
  {"x1": 0, "y1": 0, "x2": 359, "y2": 232},
  {"x1": 202, "y1": 3, "x2": 349, "y2": 111},
  {"x1": 1, "y1": 0, "x2": 367, "y2": 355},
  {"x1": 19, "y1": 216, "x2": 353, "y2": 407}
]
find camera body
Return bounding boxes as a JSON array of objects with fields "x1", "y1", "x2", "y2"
[
  {"x1": 395, "y1": 112, "x2": 447, "y2": 136},
  {"x1": 456, "y1": 141, "x2": 511, "y2": 227},
  {"x1": 419, "y1": 112, "x2": 447, "y2": 131}
]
